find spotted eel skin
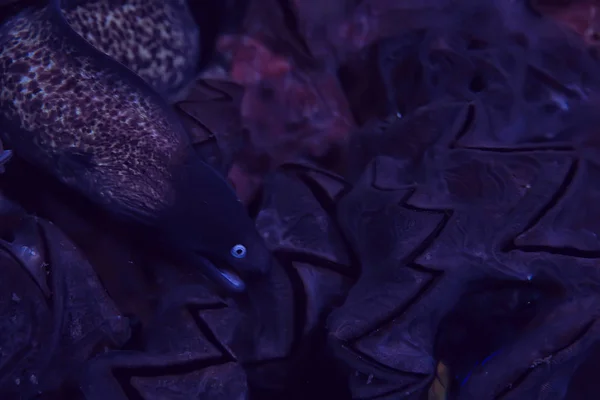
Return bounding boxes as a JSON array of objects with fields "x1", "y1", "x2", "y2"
[
  {"x1": 58, "y1": 0, "x2": 200, "y2": 101},
  {"x1": 0, "y1": 1, "x2": 271, "y2": 291},
  {"x1": 0, "y1": 5, "x2": 181, "y2": 215}
]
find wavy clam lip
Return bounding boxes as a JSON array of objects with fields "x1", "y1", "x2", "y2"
[{"x1": 201, "y1": 256, "x2": 246, "y2": 293}]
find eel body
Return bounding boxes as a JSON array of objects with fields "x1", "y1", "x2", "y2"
[
  {"x1": 0, "y1": 1, "x2": 271, "y2": 291},
  {"x1": 59, "y1": 0, "x2": 200, "y2": 102}
]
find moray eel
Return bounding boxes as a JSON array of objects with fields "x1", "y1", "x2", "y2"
[
  {"x1": 59, "y1": 0, "x2": 200, "y2": 102},
  {"x1": 0, "y1": 1, "x2": 271, "y2": 292}
]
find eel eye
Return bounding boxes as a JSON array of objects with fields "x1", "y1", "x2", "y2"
[{"x1": 231, "y1": 244, "x2": 247, "y2": 259}]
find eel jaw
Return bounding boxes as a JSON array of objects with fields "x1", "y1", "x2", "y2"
[
  {"x1": 0, "y1": 150, "x2": 13, "y2": 173},
  {"x1": 200, "y1": 256, "x2": 246, "y2": 293}
]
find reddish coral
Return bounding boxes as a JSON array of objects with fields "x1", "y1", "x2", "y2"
[
  {"x1": 532, "y1": 0, "x2": 600, "y2": 45},
  {"x1": 217, "y1": 33, "x2": 355, "y2": 204}
]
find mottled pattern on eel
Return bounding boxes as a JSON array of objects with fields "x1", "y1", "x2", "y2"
[
  {"x1": 0, "y1": 6, "x2": 190, "y2": 218},
  {"x1": 61, "y1": 0, "x2": 200, "y2": 99}
]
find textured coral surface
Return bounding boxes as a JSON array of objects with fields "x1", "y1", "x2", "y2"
[{"x1": 2, "y1": 0, "x2": 600, "y2": 399}]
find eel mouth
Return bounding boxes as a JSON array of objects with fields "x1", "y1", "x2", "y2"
[
  {"x1": 201, "y1": 256, "x2": 246, "y2": 293},
  {"x1": 0, "y1": 149, "x2": 13, "y2": 173}
]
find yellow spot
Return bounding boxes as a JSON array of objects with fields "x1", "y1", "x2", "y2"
[{"x1": 428, "y1": 361, "x2": 450, "y2": 400}]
